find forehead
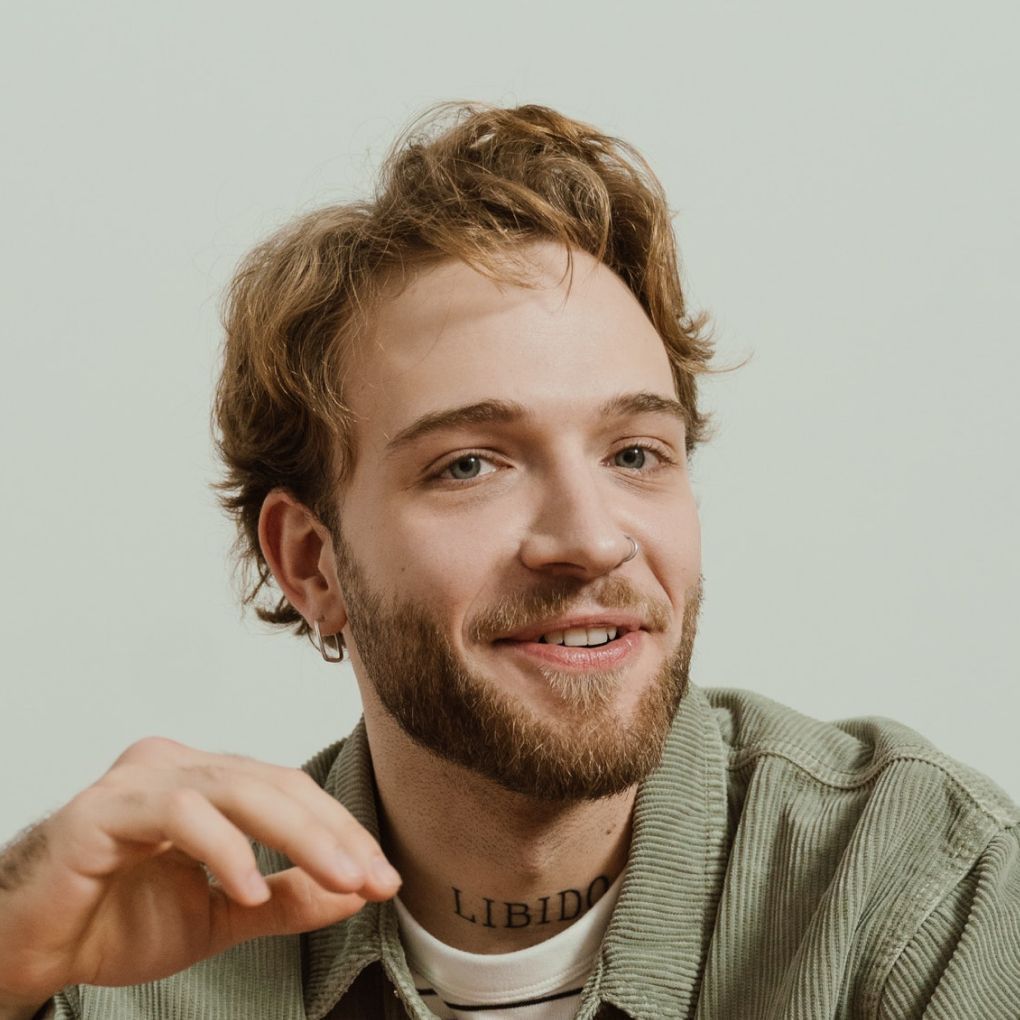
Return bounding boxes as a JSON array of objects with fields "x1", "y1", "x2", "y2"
[{"x1": 347, "y1": 243, "x2": 676, "y2": 446}]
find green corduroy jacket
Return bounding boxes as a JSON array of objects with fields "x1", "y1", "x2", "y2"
[{"x1": 49, "y1": 682, "x2": 1020, "y2": 1019}]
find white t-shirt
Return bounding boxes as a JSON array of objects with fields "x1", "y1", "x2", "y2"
[{"x1": 393, "y1": 871, "x2": 623, "y2": 1019}]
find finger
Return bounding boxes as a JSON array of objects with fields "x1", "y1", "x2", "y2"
[
  {"x1": 196, "y1": 757, "x2": 389, "y2": 866},
  {"x1": 97, "y1": 788, "x2": 270, "y2": 907},
  {"x1": 178, "y1": 769, "x2": 401, "y2": 898},
  {"x1": 208, "y1": 867, "x2": 369, "y2": 950},
  {"x1": 114, "y1": 744, "x2": 395, "y2": 883}
]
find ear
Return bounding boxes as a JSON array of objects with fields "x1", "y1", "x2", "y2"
[{"x1": 257, "y1": 488, "x2": 348, "y2": 635}]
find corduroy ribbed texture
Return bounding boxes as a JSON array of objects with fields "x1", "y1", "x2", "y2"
[{"x1": 48, "y1": 683, "x2": 1020, "y2": 1019}]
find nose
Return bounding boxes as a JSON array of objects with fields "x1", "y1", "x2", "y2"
[{"x1": 518, "y1": 466, "x2": 635, "y2": 580}]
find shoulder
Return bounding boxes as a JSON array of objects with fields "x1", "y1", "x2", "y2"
[
  {"x1": 56, "y1": 937, "x2": 306, "y2": 1018},
  {"x1": 694, "y1": 685, "x2": 1020, "y2": 1011},
  {"x1": 880, "y1": 820, "x2": 1020, "y2": 1015},
  {"x1": 701, "y1": 684, "x2": 1019, "y2": 829}
]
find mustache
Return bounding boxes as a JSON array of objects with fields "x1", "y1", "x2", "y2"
[{"x1": 466, "y1": 575, "x2": 674, "y2": 643}]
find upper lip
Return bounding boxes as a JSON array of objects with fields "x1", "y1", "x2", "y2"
[{"x1": 496, "y1": 613, "x2": 647, "y2": 643}]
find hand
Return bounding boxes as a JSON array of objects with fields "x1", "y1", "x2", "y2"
[{"x1": 0, "y1": 737, "x2": 400, "y2": 1008}]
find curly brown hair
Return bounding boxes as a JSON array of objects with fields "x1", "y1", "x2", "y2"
[{"x1": 214, "y1": 101, "x2": 717, "y2": 639}]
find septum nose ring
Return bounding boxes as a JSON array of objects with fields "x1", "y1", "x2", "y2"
[{"x1": 620, "y1": 534, "x2": 639, "y2": 564}]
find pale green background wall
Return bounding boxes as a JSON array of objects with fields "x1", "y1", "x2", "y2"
[{"x1": 2, "y1": 0, "x2": 1017, "y2": 839}]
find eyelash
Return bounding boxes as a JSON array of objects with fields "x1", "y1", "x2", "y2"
[{"x1": 428, "y1": 441, "x2": 677, "y2": 483}]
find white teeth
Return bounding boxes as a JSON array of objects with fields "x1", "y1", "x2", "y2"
[{"x1": 538, "y1": 626, "x2": 621, "y2": 646}]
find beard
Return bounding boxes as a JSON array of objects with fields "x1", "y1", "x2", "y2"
[{"x1": 334, "y1": 530, "x2": 703, "y2": 802}]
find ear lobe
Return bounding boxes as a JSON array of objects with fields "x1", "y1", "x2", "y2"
[{"x1": 257, "y1": 488, "x2": 347, "y2": 632}]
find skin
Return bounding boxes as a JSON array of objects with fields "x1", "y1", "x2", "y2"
[
  {"x1": 0, "y1": 738, "x2": 401, "y2": 1017},
  {"x1": 260, "y1": 242, "x2": 703, "y2": 953},
  {"x1": 0, "y1": 241, "x2": 702, "y2": 1019}
]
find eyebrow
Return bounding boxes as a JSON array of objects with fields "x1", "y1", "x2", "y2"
[
  {"x1": 385, "y1": 399, "x2": 524, "y2": 453},
  {"x1": 384, "y1": 391, "x2": 686, "y2": 454},
  {"x1": 600, "y1": 391, "x2": 686, "y2": 424}
]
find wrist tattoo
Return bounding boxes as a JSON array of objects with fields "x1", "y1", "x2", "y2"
[{"x1": 452, "y1": 874, "x2": 611, "y2": 929}]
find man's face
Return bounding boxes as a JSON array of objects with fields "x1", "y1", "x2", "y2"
[{"x1": 332, "y1": 243, "x2": 703, "y2": 801}]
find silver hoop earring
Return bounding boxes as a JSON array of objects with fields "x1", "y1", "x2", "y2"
[
  {"x1": 312, "y1": 620, "x2": 343, "y2": 664},
  {"x1": 620, "y1": 535, "x2": 639, "y2": 564}
]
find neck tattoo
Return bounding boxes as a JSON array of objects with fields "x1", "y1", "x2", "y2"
[{"x1": 451, "y1": 875, "x2": 611, "y2": 930}]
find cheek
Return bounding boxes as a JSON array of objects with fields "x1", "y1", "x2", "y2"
[
  {"x1": 368, "y1": 506, "x2": 510, "y2": 607},
  {"x1": 652, "y1": 502, "x2": 702, "y2": 595},
  {"x1": 682, "y1": 507, "x2": 703, "y2": 575}
]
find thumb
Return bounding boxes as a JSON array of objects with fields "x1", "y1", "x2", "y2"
[{"x1": 211, "y1": 868, "x2": 369, "y2": 950}]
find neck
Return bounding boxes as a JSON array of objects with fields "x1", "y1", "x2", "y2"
[{"x1": 363, "y1": 704, "x2": 635, "y2": 954}]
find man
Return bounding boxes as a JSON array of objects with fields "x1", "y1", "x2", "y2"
[{"x1": 0, "y1": 103, "x2": 1017, "y2": 1020}]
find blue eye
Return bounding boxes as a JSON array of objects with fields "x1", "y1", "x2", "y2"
[
  {"x1": 431, "y1": 452, "x2": 500, "y2": 484},
  {"x1": 614, "y1": 446, "x2": 647, "y2": 469},
  {"x1": 447, "y1": 455, "x2": 485, "y2": 480}
]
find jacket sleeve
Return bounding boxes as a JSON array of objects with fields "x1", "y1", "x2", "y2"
[{"x1": 879, "y1": 823, "x2": 1020, "y2": 1019}]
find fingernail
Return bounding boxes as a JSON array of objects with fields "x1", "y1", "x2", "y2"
[
  {"x1": 246, "y1": 870, "x2": 270, "y2": 901},
  {"x1": 334, "y1": 850, "x2": 364, "y2": 883},
  {"x1": 371, "y1": 857, "x2": 401, "y2": 887}
]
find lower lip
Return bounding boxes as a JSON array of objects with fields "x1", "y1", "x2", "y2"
[{"x1": 495, "y1": 630, "x2": 645, "y2": 670}]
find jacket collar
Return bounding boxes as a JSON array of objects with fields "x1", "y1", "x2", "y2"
[
  {"x1": 589, "y1": 681, "x2": 730, "y2": 1018},
  {"x1": 301, "y1": 682, "x2": 730, "y2": 1020}
]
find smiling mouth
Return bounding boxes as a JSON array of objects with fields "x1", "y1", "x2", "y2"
[
  {"x1": 492, "y1": 627, "x2": 644, "y2": 674},
  {"x1": 495, "y1": 624, "x2": 634, "y2": 651},
  {"x1": 534, "y1": 625, "x2": 621, "y2": 648}
]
